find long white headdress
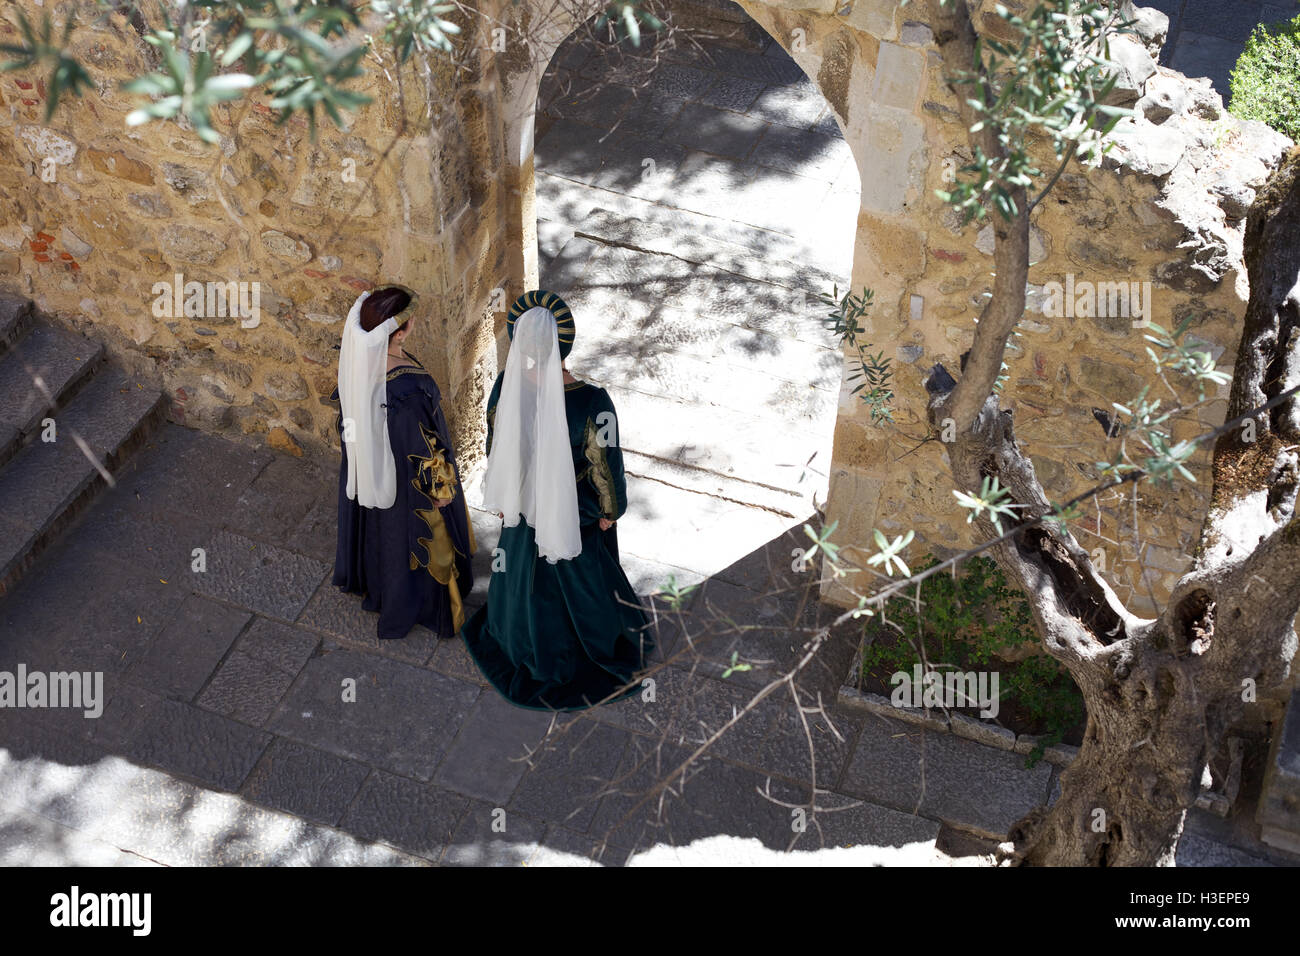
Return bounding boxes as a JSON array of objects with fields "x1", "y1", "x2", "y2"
[
  {"x1": 483, "y1": 306, "x2": 581, "y2": 563},
  {"x1": 338, "y1": 290, "x2": 401, "y2": 509}
]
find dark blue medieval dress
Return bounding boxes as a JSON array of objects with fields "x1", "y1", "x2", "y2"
[
  {"x1": 460, "y1": 375, "x2": 654, "y2": 710},
  {"x1": 331, "y1": 354, "x2": 474, "y2": 640}
]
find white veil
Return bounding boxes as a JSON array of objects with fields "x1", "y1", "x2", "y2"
[
  {"x1": 338, "y1": 290, "x2": 401, "y2": 509},
  {"x1": 483, "y1": 306, "x2": 581, "y2": 563}
]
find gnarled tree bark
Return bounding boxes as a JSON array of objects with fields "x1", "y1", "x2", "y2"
[{"x1": 927, "y1": 1, "x2": 1300, "y2": 865}]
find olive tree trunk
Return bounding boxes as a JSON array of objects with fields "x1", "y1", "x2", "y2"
[{"x1": 927, "y1": 1, "x2": 1300, "y2": 865}]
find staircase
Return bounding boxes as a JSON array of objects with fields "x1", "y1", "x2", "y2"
[{"x1": 0, "y1": 295, "x2": 167, "y2": 598}]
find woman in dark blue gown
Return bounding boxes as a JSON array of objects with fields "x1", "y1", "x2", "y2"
[
  {"x1": 331, "y1": 286, "x2": 474, "y2": 641},
  {"x1": 461, "y1": 290, "x2": 654, "y2": 710}
]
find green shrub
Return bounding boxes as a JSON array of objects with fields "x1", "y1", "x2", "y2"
[
  {"x1": 1229, "y1": 15, "x2": 1300, "y2": 142},
  {"x1": 859, "y1": 555, "x2": 1085, "y2": 757}
]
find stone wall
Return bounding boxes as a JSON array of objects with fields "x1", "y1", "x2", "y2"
[
  {"x1": 0, "y1": 0, "x2": 510, "y2": 462},
  {"x1": 722, "y1": 0, "x2": 1291, "y2": 615},
  {"x1": 2, "y1": 0, "x2": 1293, "y2": 617}
]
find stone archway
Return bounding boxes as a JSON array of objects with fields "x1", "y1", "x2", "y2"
[
  {"x1": 492, "y1": 1, "x2": 922, "y2": 591},
  {"x1": 530, "y1": 21, "x2": 861, "y2": 585},
  {"x1": 485, "y1": 0, "x2": 1281, "y2": 615}
]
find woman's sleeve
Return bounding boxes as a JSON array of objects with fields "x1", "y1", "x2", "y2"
[
  {"x1": 582, "y1": 387, "x2": 628, "y2": 521},
  {"x1": 392, "y1": 385, "x2": 458, "y2": 501}
]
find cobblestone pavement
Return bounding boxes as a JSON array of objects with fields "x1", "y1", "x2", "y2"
[
  {"x1": 1, "y1": 21, "x2": 1295, "y2": 867},
  {"x1": 0, "y1": 426, "x2": 1288, "y2": 865}
]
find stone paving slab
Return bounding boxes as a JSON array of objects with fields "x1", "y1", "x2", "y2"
[
  {"x1": 197, "y1": 647, "x2": 302, "y2": 726},
  {"x1": 224, "y1": 455, "x2": 334, "y2": 544},
  {"x1": 840, "y1": 715, "x2": 1054, "y2": 840},
  {"x1": 0, "y1": 799, "x2": 160, "y2": 866},
  {"x1": 49, "y1": 549, "x2": 189, "y2": 678},
  {"x1": 296, "y1": 581, "x2": 439, "y2": 665},
  {"x1": 92, "y1": 682, "x2": 272, "y2": 793},
  {"x1": 589, "y1": 736, "x2": 812, "y2": 851},
  {"x1": 507, "y1": 719, "x2": 631, "y2": 833},
  {"x1": 1145, "y1": 0, "x2": 1291, "y2": 98},
  {"x1": 789, "y1": 795, "x2": 942, "y2": 854},
  {"x1": 268, "y1": 644, "x2": 479, "y2": 782},
  {"x1": 752, "y1": 697, "x2": 865, "y2": 792},
  {"x1": 1175, "y1": 830, "x2": 1277, "y2": 867},
  {"x1": 432, "y1": 691, "x2": 557, "y2": 804},
  {"x1": 0, "y1": 538, "x2": 109, "y2": 671},
  {"x1": 0, "y1": 735, "x2": 422, "y2": 865},
  {"x1": 442, "y1": 799, "x2": 547, "y2": 866},
  {"x1": 285, "y1": 496, "x2": 338, "y2": 563},
  {"x1": 232, "y1": 615, "x2": 320, "y2": 675},
  {"x1": 698, "y1": 73, "x2": 767, "y2": 113},
  {"x1": 617, "y1": 477, "x2": 805, "y2": 583},
  {"x1": 240, "y1": 737, "x2": 371, "y2": 827},
  {"x1": 110, "y1": 425, "x2": 272, "y2": 528},
  {"x1": 60, "y1": 484, "x2": 216, "y2": 579},
  {"x1": 124, "y1": 593, "x2": 251, "y2": 700},
  {"x1": 191, "y1": 528, "x2": 329, "y2": 623},
  {"x1": 339, "y1": 770, "x2": 470, "y2": 861},
  {"x1": 427, "y1": 625, "x2": 492, "y2": 685},
  {"x1": 664, "y1": 101, "x2": 768, "y2": 158}
]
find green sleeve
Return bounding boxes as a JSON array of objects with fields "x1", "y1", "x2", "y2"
[{"x1": 582, "y1": 387, "x2": 627, "y2": 521}]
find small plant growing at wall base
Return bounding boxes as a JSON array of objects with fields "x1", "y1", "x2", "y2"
[{"x1": 858, "y1": 555, "x2": 1085, "y2": 757}]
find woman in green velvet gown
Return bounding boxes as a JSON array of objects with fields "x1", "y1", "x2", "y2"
[{"x1": 461, "y1": 290, "x2": 655, "y2": 711}]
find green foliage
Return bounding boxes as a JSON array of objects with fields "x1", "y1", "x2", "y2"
[
  {"x1": 801, "y1": 520, "x2": 846, "y2": 577},
  {"x1": 936, "y1": 0, "x2": 1133, "y2": 224},
  {"x1": 1096, "y1": 317, "x2": 1231, "y2": 488},
  {"x1": 0, "y1": 9, "x2": 93, "y2": 120},
  {"x1": 952, "y1": 474, "x2": 1022, "y2": 533},
  {"x1": 867, "y1": 528, "x2": 914, "y2": 577},
  {"x1": 859, "y1": 555, "x2": 1084, "y2": 753},
  {"x1": 10, "y1": 0, "x2": 667, "y2": 142},
  {"x1": 720, "y1": 650, "x2": 752, "y2": 679},
  {"x1": 594, "y1": 2, "x2": 665, "y2": 48},
  {"x1": 372, "y1": 0, "x2": 462, "y2": 59},
  {"x1": 818, "y1": 286, "x2": 894, "y2": 425},
  {"x1": 1144, "y1": 317, "x2": 1232, "y2": 399},
  {"x1": 1229, "y1": 14, "x2": 1300, "y2": 141},
  {"x1": 654, "y1": 573, "x2": 698, "y2": 611}
]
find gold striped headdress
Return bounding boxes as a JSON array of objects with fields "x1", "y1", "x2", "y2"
[{"x1": 507, "y1": 289, "x2": 574, "y2": 358}]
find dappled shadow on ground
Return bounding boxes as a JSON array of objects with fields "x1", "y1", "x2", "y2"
[
  {"x1": 0, "y1": 427, "x2": 964, "y2": 864},
  {"x1": 0, "y1": 426, "x2": 1272, "y2": 865},
  {"x1": 533, "y1": 31, "x2": 857, "y2": 529}
]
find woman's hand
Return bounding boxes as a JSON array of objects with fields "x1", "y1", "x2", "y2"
[
  {"x1": 435, "y1": 496, "x2": 455, "y2": 509},
  {"x1": 599, "y1": 517, "x2": 615, "y2": 531}
]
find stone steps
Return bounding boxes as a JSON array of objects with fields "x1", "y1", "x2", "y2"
[
  {"x1": 0, "y1": 295, "x2": 167, "y2": 599},
  {"x1": 0, "y1": 320, "x2": 105, "y2": 471},
  {"x1": 0, "y1": 296, "x2": 34, "y2": 353}
]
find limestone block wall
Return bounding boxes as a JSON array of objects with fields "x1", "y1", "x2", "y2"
[
  {"x1": 0, "y1": 0, "x2": 511, "y2": 462},
  {"x1": 724, "y1": 0, "x2": 1292, "y2": 614},
  {"x1": 1, "y1": 0, "x2": 1292, "y2": 617}
]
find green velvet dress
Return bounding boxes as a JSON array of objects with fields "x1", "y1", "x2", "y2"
[{"x1": 461, "y1": 375, "x2": 655, "y2": 710}]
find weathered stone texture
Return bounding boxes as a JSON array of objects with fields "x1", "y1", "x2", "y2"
[
  {"x1": 0, "y1": 0, "x2": 513, "y2": 463},
  {"x1": 1, "y1": 0, "x2": 1290, "y2": 615}
]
